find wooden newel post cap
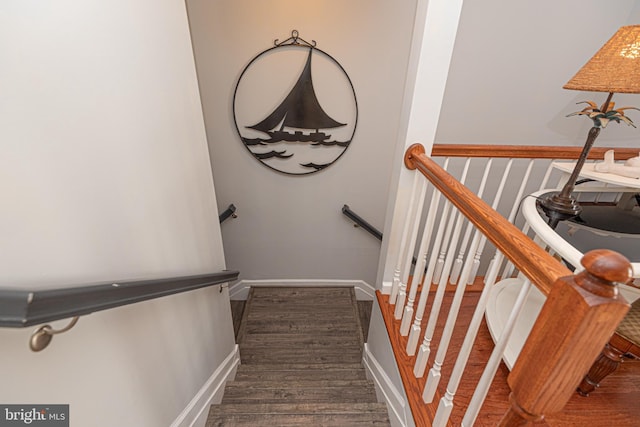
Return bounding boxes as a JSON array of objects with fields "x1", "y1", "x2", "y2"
[
  {"x1": 581, "y1": 249, "x2": 632, "y2": 285},
  {"x1": 404, "y1": 143, "x2": 425, "y2": 170}
]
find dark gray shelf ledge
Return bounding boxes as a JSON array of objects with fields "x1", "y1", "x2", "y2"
[{"x1": 0, "y1": 270, "x2": 239, "y2": 327}]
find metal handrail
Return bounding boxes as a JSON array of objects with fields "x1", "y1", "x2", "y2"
[
  {"x1": 341, "y1": 204, "x2": 421, "y2": 268},
  {"x1": 219, "y1": 204, "x2": 237, "y2": 223},
  {"x1": 341, "y1": 204, "x2": 383, "y2": 241},
  {"x1": 0, "y1": 270, "x2": 239, "y2": 328}
]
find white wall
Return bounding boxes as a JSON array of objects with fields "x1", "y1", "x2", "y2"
[
  {"x1": 186, "y1": 0, "x2": 417, "y2": 286},
  {"x1": 0, "y1": 1, "x2": 234, "y2": 426}
]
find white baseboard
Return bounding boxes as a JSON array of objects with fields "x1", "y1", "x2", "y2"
[
  {"x1": 170, "y1": 344, "x2": 240, "y2": 427},
  {"x1": 362, "y1": 343, "x2": 412, "y2": 427},
  {"x1": 229, "y1": 279, "x2": 377, "y2": 301}
]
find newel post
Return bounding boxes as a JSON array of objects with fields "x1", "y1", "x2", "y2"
[{"x1": 499, "y1": 249, "x2": 631, "y2": 426}]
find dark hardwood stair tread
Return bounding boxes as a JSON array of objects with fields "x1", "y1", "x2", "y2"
[{"x1": 208, "y1": 287, "x2": 388, "y2": 426}]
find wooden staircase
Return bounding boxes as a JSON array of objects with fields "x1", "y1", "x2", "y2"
[{"x1": 206, "y1": 287, "x2": 390, "y2": 426}]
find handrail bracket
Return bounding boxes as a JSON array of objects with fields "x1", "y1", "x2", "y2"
[{"x1": 29, "y1": 316, "x2": 80, "y2": 352}]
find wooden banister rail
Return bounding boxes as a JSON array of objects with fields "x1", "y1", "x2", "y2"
[
  {"x1": 499, "y1": 250, "x2": 630, "y2": 426},
  {"x1": 431, "y1": 143, "x2": 639, "y2": 160},
  {"x1": 405, "y1": 143, "x2": 570, "y2": 295}
]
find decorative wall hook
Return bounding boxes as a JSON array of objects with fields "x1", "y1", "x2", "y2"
[{"x1": 274, "y1": 30, "x2": 316, "y2": 48}]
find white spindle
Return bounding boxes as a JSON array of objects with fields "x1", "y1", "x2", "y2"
[
  {"x1": 450, "y1": 158, "x2": 493, "y2": 285},
  {"x1": 422, "y1": 228, "x2": 483, "y2": 403},
  {"x1": 414, "y1": 203, "x2": 466, "y2": 377},
  {"x1": 465, "y1": 157, "x2": 510, "y2": 286},
  {"x1": 492, "y1": 158, "x2": 513, "y2": 208},
  {"x1": 406, "y1": 200, "x2": 451, "y2": 356},
  {"x1": 449, "y1": 219, "x2": 471, "y2": 285},
  {"x1": 411, "y1": 203, "x2": 457, "y2": 372},
  {"x1": 500, "y1": 256, "x2": 515, "y2": 282},
  {"x1": 423, "y1": 158, "x2": 515, "y2": 402},
  {"x1": 432, "y1": 249, "x2": 506, "y2": 426},
  {"x1": 412, "y1": 159, "x2": 472, "y2": 370},
  {"x1": 395, "y1": 178, "x2": 428, "y2": 319},
  {"x1": 502, "y1": 160, "x2": 555, "y2": 279},
  {"x1": 538, "y1": 159, "x2": 555, "y2": 191},
  {"x1": 461, "y1": 278, "x2": 533, "y2": 427},
  {"x1": 593, "y1": 183, "x2": 604, "y2": 203},
  {"x1": 390, "y1": 172, "x2": 421, "y2": 304},
  {"x1": 400, "y1": 163, "x2": 448, "y2": 335},
  {"x1": 433, "y1": 159, "x2": 471, "y2": 284}
]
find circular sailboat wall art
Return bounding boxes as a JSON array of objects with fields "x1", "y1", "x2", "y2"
[{"x1": 233, "y1": 32, "x2": 358, "y2": 175}]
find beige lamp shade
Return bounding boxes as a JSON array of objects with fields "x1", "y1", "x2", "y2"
[{"x1": 564, "y1": 25, "x2": 640, "y2": 94}]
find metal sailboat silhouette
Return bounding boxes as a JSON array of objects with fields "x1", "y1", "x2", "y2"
[{"x1": 246, "y1": 48, "x2": 346, "y2": 143}]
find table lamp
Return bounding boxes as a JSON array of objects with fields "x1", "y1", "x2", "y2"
[{"x1": 538, "y1": 25, "x2": 640, "y2": 228}]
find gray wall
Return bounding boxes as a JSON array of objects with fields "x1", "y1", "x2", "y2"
[
  {"x1": 187, "y1": 0, "x2": 418, "y2": 286},
  {"x1": 436, "y1": 1, "x2": 640, "y2": 147},
  {"x1": 189, "y1": 1, "x2": 640, "y2": 289},
  {"x1": 0, "y1": 1, "x2": 233, "y2": 426}
]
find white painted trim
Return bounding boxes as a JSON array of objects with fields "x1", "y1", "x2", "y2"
[
  {"x1": 363, "y1": 343, "x2": 413, "y2": 427},
  {"x1": 170, "y1": 344, "x2": 240, "y2": 427},
  {"x1": 229, "y1": 279, "x2": 377, "y2": 301},
  {"x1": 381, "y1": 280, "x2": 392, "y2": 295}
]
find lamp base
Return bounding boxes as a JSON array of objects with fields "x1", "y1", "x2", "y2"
[{"x1": 537, "y1": 192, "x2": 582, "y2": 229}]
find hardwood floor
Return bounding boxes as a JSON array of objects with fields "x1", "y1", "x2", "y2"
[{"x1": 379, "y1": 290, "x2": 640, "y2": 426}]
